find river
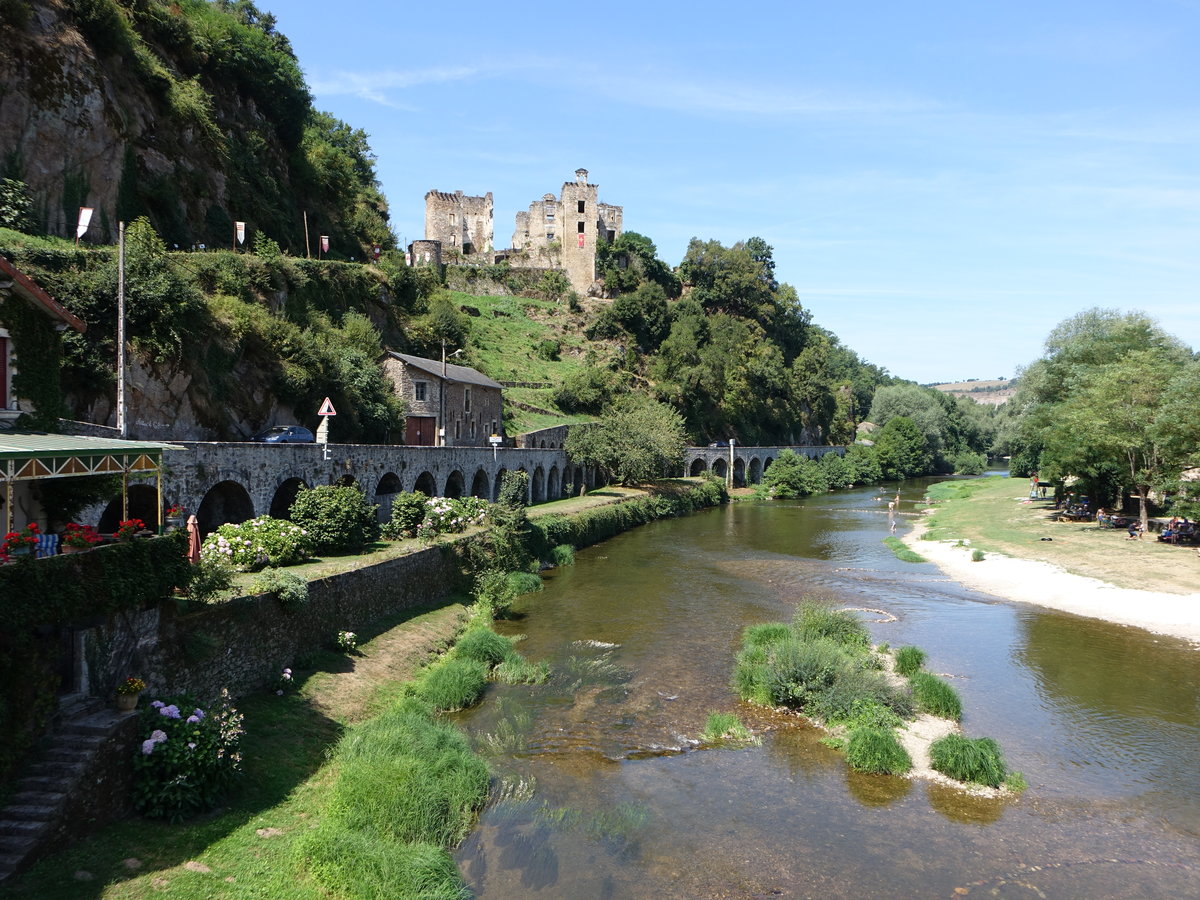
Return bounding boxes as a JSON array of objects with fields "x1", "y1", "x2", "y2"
[{"x1": 453, "y1": 480, "x2": 1200, "y2": 898}]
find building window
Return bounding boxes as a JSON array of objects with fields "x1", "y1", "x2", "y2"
[
  {"x1": 606, "y1": 230, "x2": 616, "y2": 242},
  {"x1": 491, "y1": 420, "x2": 498, "y2": 437},
  {"x1": 577, "y1": 200, "x2": 585, "y2": 213},
  {"x1": 455, "y1": 420, "x2": 461, "y2": 440},
  {"x1": 577, "y1": 221, "x2": 585, "y2": 233},
  {"x1": 546, "y1": 232, "x2": 555, "y2": 241},
  {"x1": 464, "y1": 387, "x2": 472, "y2": 413},
  {"x1": 414, "y1": 381, "x2": 427, "y2": 402},
  {"x1": 449, "y1": 213, "x2": 456, "y2": 225},
  {"x1": 545, "y1": 211, "x2": 555, "y2": 222},
  {"x1": 471, "y1": 418, "x2": 477, "y2": 439}
]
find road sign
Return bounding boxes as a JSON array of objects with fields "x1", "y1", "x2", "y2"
[{"x1": 318, "y1": 397, "x2": 337, "y2": 417}]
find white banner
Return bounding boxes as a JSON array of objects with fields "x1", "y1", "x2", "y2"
[
  {"x1": 235, "y1": 221, "x2": 246, "y2": 245},
  {"x1": 76, "y1": 207, "x2": 93, "y2": 239},
  {"x1": 320, "y1": 235, "x2": 329, "y2": 253}
]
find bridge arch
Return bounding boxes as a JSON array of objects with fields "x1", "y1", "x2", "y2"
[
  {"x1": 733, "y1": 458, "x2": 746, "y2": 487},
  {"x1": 712, "y1": 458, "x2": 728, "y2": 480},
  {"x1": 196, "y1": 480, "x2": 255, "y2": 536},
  {"x1": 748, "y1": 457, "x2": 762, "y2": 484},
  {"x1": 374, "y1": 472, "x2": 402, "y2": 522},
  {"x1": 269, "y1": 477, "x2": 308, "y2": 520},
  {"x1": 531, "y1": 466, "x2": 545, "y2": 504},
  {"x1": 444, "y1": 470, "x2": 465, "y2": 499},
  {"x1": 412, "y1": 471, "x2": 437, "y2": 496},
  {"x1": 689, "y1": 458, "x2": 708, "y2": 477},
  {"x1": 493, "y1": 468, "x2": 508, "y2": 501},
  {"x1": 470, "y1": 468, "x2": 490, "y2": 499},
  {"x1": 98, "y1": 484, "x2": 160, "y2": 533},
  {"x1": 547, "y1": 465, "x2": 560, "y2": 500},
  {"x1": 334, "y1": 474, "x2": 356, "y2": 487}
]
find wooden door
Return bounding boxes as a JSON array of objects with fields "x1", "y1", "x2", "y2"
[{"x1": 405, "y1": 416, "x2": 437, "y2": 446}]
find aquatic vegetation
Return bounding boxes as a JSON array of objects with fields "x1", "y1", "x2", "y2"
[
  {"x1": 742, "y1": 622, "x2": 793, "y2": 648},
  {"x1": 793, "y1": 601, "x2": 871, "y2": 649},
  {"x1": 893, "y1": 645, "x2": 926, "y2": 677},
  {"x1": 845, "y1": 727, "x2": 912, "y2": 775},
  {"x1": 420, "y1": 658, "x2": 489, "y2": 711},
  {"x1": 299, "y1": 826, "x2": 467, "y2": 900},
  {"x1": 929, "y1": 734, "x2": 1008, "y2": 787},
  {"x1": 454, "y1": 626, "x2": 514, "y2": 668},
  {"x1": 700, "y1": 711, "x2": 757, "y2": 744},
  {"x1": 493, "y1": 653, "x2": 550, "y2": 685},
  {"x1": 909, "y1": 671, "x2": 962, "y2": 721},
  {"x1": 548, "y1": 543, "x2": 575, "y2": 567},
  {"x1": 883, "y1": 535, "x2": 926, "y2": 562}
]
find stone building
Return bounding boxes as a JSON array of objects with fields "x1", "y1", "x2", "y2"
[
  {"x1": 510, "y1": 169, "x2": 623, "y2": 295},
  {"x1": 423, "y1": 190, "x2": 493, "y2": 257},
  {"x1": 381, "y1": 351, "x2": 504, "y2": 447},
  {"x1": 407, "y1": 239, "x2": 442, "y2": 269}
]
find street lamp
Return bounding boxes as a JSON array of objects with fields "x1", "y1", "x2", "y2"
[{"x1": 439, "y1": 341, "x2": 463, "y2": 447}]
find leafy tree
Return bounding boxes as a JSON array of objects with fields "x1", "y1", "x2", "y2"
[
  {"x1": 565, "y1": 397, "x2": 687, "y2": 486},
  {"x1": 760, "y1": 449, "x2": 829, "y2": 498},
  {"x1": 872, "y1": 416, "x2": 933, "y2": 481}
]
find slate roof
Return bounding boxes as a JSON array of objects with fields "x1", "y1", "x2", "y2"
[
  {"x1": 0, "y1": 256, "x2": 86, "y2": 332},
  {"x1": 383, "y1": 351, "x2": 503, "y2": 390}
]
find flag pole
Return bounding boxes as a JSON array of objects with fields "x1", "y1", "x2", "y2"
[
  {"x1": 117, "y1": 221, "x2": 127, "y2": 438},
  {"x1": 303, "y1": 211, "x2": 311, "y2": 259}
]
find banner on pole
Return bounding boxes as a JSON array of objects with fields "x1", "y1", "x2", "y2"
[
  {"x1": 320, "y1": 235, "x2": 329, "y2": 253},
  {"x1": 235, "y1": 222, "x2": 246, "y2": 245},
  {"x1": 76, "y1": 207, "x2": 94, "y2": 240}
]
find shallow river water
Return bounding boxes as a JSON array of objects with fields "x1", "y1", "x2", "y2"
[{"x1": 454, "y1": 480, "x2": 1200, "y2": 898}]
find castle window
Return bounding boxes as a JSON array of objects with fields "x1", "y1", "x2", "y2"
[
  {"x1": 414, "y1": 381, "x2": 428, "y2": 402},
  {"x1": 464, "y1": 386, "x2": 472, "y2": 413},
  {"x1": 546, "y1": 232, "x2": 555, "y2": 241},
  {"x1": 577, "y1": 221, "x2": 585, "y2": 233},
  {"x1": 455, "y1": 420, "x2": 461, "y2": 440},
  {"x1": 577, "y1": 200, "x2": 585, "y2": 213},
  {"x1": 607, "y1": 230, "x2": 616, "y2": 242},
  {"x1": 545, "y1": 211, "x2": 555, "y2": 222},
  {"x1": 449, "y1": 213, "x2": 456, "y2": 224},
  {"x1": 471, "y1": 418, "x2": 477, "y2": 439}
]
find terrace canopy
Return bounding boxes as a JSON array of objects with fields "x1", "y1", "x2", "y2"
[{"x1": 0, "y1": 432, "x2": 185, "y2": 532}]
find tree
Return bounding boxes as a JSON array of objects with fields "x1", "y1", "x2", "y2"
[
  {"x1": 872, "y1": 416, "x2": 933, "y2": 481},
  {"x1": 565, "y1": 397, "x2": 687, "y2": 486}
]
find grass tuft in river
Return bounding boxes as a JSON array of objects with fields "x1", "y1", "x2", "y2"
[
  {"x1": 929, "y1": 734, "x2": 1008, "y2": 787},
  {"x1": 845, "y1": 727, "x2": 912, "y2": 775},
  {"x1": 909, "y1": 671, "x2": 963, "y2": 721},
  {"x1": 893, "y1": 645, "x2": 927, "y2": 677},
  {"x1": 700, "y1": 711, "x2": 758, "y2": 745}
]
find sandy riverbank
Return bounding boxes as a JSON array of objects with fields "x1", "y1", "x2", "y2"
[{"x1": 902, "y1": 520, "x2": 1200, "y2": 645}]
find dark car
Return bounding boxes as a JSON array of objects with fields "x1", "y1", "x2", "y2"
[{"x1": 251, "y1": 425, "x2": 315, "y2": 444}]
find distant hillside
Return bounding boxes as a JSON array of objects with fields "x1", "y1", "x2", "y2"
[{"x1": 929, "y1": 378, "x2": 1016, "y2": 406}]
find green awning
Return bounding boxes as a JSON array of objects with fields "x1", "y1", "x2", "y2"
[{"x1": 0, "y1": 432, "x2": 185, "y2": 482}]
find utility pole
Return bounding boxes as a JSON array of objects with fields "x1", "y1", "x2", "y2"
[{"x1": 117, "y1": 221, "x2": 127, "y2": 438}]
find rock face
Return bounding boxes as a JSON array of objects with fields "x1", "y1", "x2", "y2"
[{"x1": 0, "y1": 1, "x2": 302, "y2": 249}]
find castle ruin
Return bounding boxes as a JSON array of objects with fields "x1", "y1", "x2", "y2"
[{"x1": 423, "y1": 190, "x2": 493, "y2": 257}]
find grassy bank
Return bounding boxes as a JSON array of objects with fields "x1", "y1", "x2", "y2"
[
  {"x1": 2, "y1": 480, "x2": 726, "y2": 898},
  {"x1": 917, "y1": 476, "x2": 1196, "y2": 595}
]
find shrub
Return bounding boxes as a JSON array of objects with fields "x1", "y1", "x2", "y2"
[
  {"x1": 548, "y1": 544, "x2": 575, "y2": 567},
  {"x1": 845, "y1": 727, "x2": 912, "y2": 775},
  {"x1": 893, "y1": 646, "x2": 926, "y2": 677},
  {"x1": 971, "y1": 549, "x2": 985, "y2": 562},
  {"x1": 336, "y1": 631, "x2": 358, "y2": 653},
  {"x1": 762, "y1": 637, "x2": 848, "y2": 707},
  {"x1": 793, "y1": 602, "x2": 869, "y2": 649},
  {"x1": 420, "y1": 658, "x2": 488, "y2": 711},
  {"x1": 929, "y1": 734, "x2": 1008, "y2": 787},
  {"x1": 251, "y1": 567, "x2": 309, "y2": 610},
  {"x1": 806, "y1": 667, "x2": 906, "y2": 725},
  {"x1": 132, "y1": 690, "x2": 244, "y2": 822},
  {"x1": 454, "y1": 628, "x2": 513, "y2": 668},
  {"x1": 200, "y1": 516, "x2": 313, "y2": 571},
  {"x1": 910, "y1": 671, "x2": 962, "y2": 721},
  {"x1": 419, "y1": 496, "x2": 488, "y2": 539},
  {"x1": 732, "y1": 643, "x2": 773, "y2": 706},
  {"x1": 289, "y1": 485, "x2": 379, "y2": 554},
  {"x1": 952, "y1": 451, "x2": 988, "y2": 476},
  {"x1": 382, "y1": 492, "x2": 428, "y2": 539},
  {"x1": 186, "y1": 554, "x2": 234, "y2": 603}
]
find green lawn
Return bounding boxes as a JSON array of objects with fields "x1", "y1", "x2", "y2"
[{"x1": 916, "y1": 475, "x2": 1197, "y2": 595}]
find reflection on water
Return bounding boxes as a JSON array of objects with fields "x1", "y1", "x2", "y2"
[{"x1": 456, "y1": 485, "x2": 1200, "y2": 897}]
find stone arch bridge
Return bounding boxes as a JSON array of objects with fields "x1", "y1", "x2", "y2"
[{"x1": 99, "y1": 442, "x2": 844, "y2": 536}]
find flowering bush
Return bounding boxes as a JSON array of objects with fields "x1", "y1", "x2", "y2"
[
  {"x1": 62, "y1": 522, "x2": 102, "y2": 549},
  {"x1": 201, "y1": 516, "x2": 313, "y2": 571},
  {"x1": 1, "y1": 523, "x2": 40, "y2": 560},
  {"x1": 383, "y1": 494, "x2": 490, "y2": 541},
  {"x1": 117, "y1": 676, "x2": 147, "y2": 695},
  {"x1": 288, "y1": 485, "x2": 379, "y2": 554},
  {"x1": 336, "y1": 631, "x2": 358, "y2": 653},
  {"x1": 165, "y1": 505, "x2": 185, "y2": 519},
  {"x1": 115, "y1": 518, "x2": 146, "y2": 541},
  {"x1": 276, "y1": 667, "x2": 294, "y2": 695},
  {"x1": 132, "y1": 689, "x2": 244, "y2": 822}
]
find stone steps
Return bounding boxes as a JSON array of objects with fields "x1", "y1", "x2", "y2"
[{"x1": 0, "y1": 697, "x2": 134, "y2": 885}]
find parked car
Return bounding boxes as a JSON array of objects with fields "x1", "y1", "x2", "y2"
[{"x1": 251, "y1": 425, "x2": 315, "y2": 444}]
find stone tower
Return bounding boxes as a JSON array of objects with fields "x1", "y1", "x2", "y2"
[{"x1": 423, "y1": 190, "x2": 493, "y2": 257}]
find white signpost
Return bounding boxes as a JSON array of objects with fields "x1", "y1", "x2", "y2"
[
  {"x1": 317, "y1": 397, "x2": 336, "y2": 459},
  {"x1": 489, "y1": 433, "x2": 502, "y2": 461}
]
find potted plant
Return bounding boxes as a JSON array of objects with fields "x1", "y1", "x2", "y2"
[
  {"x1": 164, "y1": 505, "x2": 186, "y2": 530},
  {"x1": 61, "y1": 522, "x2": 102, "y2": 553},
  {"x1": 1, "y1": 523, "x2": 40, "y2": 562},
  {"x1": 116, "y1": 676, "x2": 147, "y2": 711},
  {"x1": 115, "y1": 518, "x2": 147, "y2": 541}
]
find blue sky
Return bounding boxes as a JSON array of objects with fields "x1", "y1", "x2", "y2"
[{"x1": 274, "y1": 0, "x2": 1199, "y2": 384}]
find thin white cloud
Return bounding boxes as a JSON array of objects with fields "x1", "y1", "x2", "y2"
[{"x1": 309, "y1": 66, "x2": 481, "y2": 107}]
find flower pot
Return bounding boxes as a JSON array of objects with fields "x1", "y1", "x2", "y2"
[
  {"x1": 116, "y1": 692, "x2": 140, "y2": 712},
  {"x1": 61, "y1": 544, "x2": 88, "y2": 555},
  {"x1": 7, "y1": 546, "x2": 33, "y2": 558}
]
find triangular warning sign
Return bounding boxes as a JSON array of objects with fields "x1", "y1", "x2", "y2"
[{"x1": 318, "y1": 397, "x2": 337, "y2": 416}]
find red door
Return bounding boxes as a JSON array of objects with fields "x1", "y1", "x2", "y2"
[{"x1": 405, "y1": 416, "x2": 437, "y2": 446}]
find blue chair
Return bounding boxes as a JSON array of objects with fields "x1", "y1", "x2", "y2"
[{"x1": 35, "y1": 533, "x2": 59, "y2": 558}]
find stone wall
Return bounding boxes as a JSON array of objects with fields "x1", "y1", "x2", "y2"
[
  {"x1": 81, "y1": 542, "x2": 471, "y2": 704},
  {"x1": 424, "y1": 190, "x2": 493, "y2": 256}
]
